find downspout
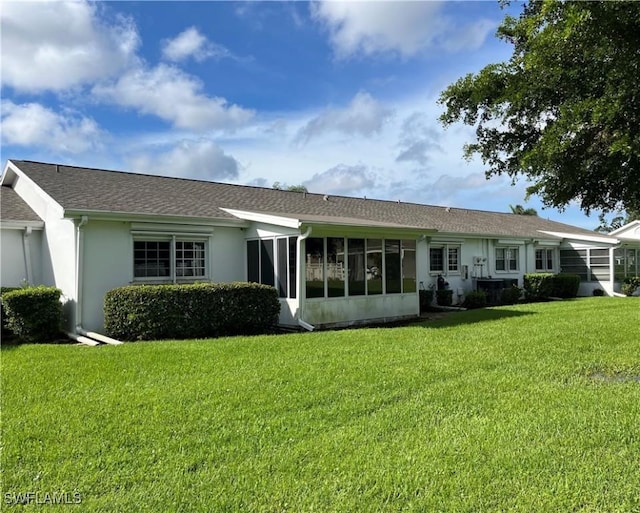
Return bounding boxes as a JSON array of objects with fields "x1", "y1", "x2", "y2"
[
  {"x1": 297, "y1": 226, "x2": 314, "y2": 331},
  {"x1": 69, "y1": 216, "x2": 123, "y2": 346},
  {"x1": 75, "y1": 216, "x2": 89, "y2": 331},
  {"x1": 22, "y1": 227, "x2": 33, "y2": 284}
]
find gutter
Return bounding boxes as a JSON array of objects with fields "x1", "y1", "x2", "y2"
[
  {"x1": 296, "y1": 226, "x2": 315, "y2": 331},
  {"x1": 71, "y1": 215, "x2": 123, "y2": 346}
]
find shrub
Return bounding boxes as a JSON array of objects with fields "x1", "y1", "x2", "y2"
[
  {"x1": 104, "y1": 282, "x2": 281, "y2": 341},
  {"x1": 500, "y1": 285, "x2": 522, "y2": 305},
  {"x1": 592, "y1": 288, "x2": 605, "y2": 297},
  {"x1": 419, "y1": 290, "x2": 434, "y2": 312},
  {"x1": 462, "y1": 290, "x2": 486, "y2": 309},
  {"x1": 523, "y1": 273, "x2": 554, "y2": 301},
  {"x1": 621, "y1": 277, "x2": 640, "y2": 296},
  {"x1": 1, "y1": 286, "x2": 63, "y2": 343},
  {"x1": 435, "y1": 289, "x2": 453, "y2": 307},
  {"x1": 551, "y1": 274, "x2": 581, "y2": 298}
]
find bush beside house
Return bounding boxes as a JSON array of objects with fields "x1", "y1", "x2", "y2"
[
  {"x1": 104, "y1": 282, "x2": 281, "y2": 341},
  {"x1": 621, "y1": 277, "x2": 640, "y2": 296},
  {"x1": 524, "y1": 273, "x2": 580, "y2": 301},
  {"x1": 1, "y1": 286, "x2": 63, "y2": 343}
]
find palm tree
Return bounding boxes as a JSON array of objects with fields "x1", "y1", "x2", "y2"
[{"x1": 509, "y1": 204, "x2": 538, "y2": 216}]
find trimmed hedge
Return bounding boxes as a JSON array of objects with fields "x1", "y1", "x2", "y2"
[
  {"x1": 462, "y1": 290, "x2": 486, "y2": 309},
  {"x1": 1, "y1": 286, "x2": 63, "y2": 343},
  {"x1": 104, "y1": 282, "x2": 281, "y2": 341},
  {"x1": 523, "y1": 273, "x2": 555, "y2": 301},
  {"x1": 500, "y1": 285, "x2": 522, "y2": 305},
  {"x1": 621, "y1": 276, "x2": 640, "y2": 296},
  {"x1": 524, "y1": 273, "x2": 581, "y2": 301},
  {"x1": 552, "y1": 274, "x2": 581, "y2": 298}
]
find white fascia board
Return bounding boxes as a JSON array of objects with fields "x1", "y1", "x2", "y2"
[
  {"x1": 539, "y1": 230, "x2": 619, "y2": 245},
  {"x1": 220, "y1": 208, "x2": 301, "y2": 229},
  {"x1": 0, "y1": 220, "x2": 45, "y2": 230},
  {"x1": 609, "y1": 220, "x2": 640, "y2": 238},
  {"x1": 63, "y1": 209, "x2": 249, "y2": 228}
]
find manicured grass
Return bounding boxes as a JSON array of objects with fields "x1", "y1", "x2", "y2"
[{"x1": 2, "y1": 298, "x2": 639, "y2": 512}]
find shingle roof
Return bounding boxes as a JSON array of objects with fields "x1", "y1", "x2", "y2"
[
  {"x1": 1, "y1": 185, "x2": 42, "y2": 223},
  {"x1": 8, "y1": 160, "x2": 607, "y2": 240}
]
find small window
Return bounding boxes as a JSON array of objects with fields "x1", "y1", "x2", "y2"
[
  {"x1": 134, "y1": 239, "x2": 206, "y2": 281},
  {"x1": 176, "y1": 241, "x2": 206, "y2": 277},
  {"x1": 134, "y1": 240, "x2": 171, "y2": 278},
  {"x1": 430, "y1": 245, "x2": 460, "y2": 274},
  {"x1": 535, "y1": 248, "x2": 554, "y2": 272},
  {"x1": 430, "y1": 247, "x2": 444, "y2": 273},
  {"x1": 496, "y1": 247, "x2": 519, "y2": 272}
]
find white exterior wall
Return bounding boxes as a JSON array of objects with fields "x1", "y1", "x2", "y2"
[
  {"x1": 11, "y1": 174, "x2": 76, "y2": 326},
  {"x1": 0, "y1": 228, "x2": 42, "y2": 287},
  {"x1": 80, "y1": 220, "x2": 247, "y2": 332},
  {"x1": 305, "y1": 294, "x2": 417, "y2": 326},
  {"x1": 209, "y1": 226, "x2": 245, "y2": 283}
]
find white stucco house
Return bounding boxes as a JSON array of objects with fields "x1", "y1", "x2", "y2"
[{"x1": 1, "y1": 160, "x2": 639, "y2": 335}]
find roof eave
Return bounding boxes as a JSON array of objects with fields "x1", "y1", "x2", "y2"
[{"x1": 63, "y1": 208, "x2": 250, "y2": 228}]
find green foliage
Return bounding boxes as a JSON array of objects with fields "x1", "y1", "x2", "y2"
[
  {"x1": 500, "y1": 285, "x2": 522, "y2": 305},
  {"x1": 509, "y1": 204, "x2": 537, "y2": 216},
  {"x1": 523, "y1": 273, "x2": 555, "y2": 300},
  {"x1": 272, "y1": 181, "x2": 308, "y2": 193},
  {"x1": 2, "y1": 299, "x2": 639, "y2": 512},
  {"x1": 1, "y1": 286, "x2": 62, "y2": 343},
  {"x1": 419, "y1": 289, "x2": 434, "y2": 312},
  {"x1": 435, "y1": 289, "x2": 453, "y2": 306},
  {"x1": 439, "y1": 0, "x2": 640, "y2": 213},
  {"x1": 1, "y1": 287, "x2": 20, "y2": 339},
  {"x1": 595, "y1": 208, "x2": 640, "y2": 233},
  {"x1": 462, "y1": 290, "x2": 487, "y2": 309},
  {"x1": 551, "y1": 273, "x2": 581, "y2": 299},
  {"x1": 621, "y1": 276, "x2": 640, "y2": 296},
  {"x1": 104, "y1": 282, "x2": 280, "y2": 341}
]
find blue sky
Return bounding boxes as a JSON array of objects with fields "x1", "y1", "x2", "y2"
[{"x1": 1, "y1": 1, "x2": 600, "y2": 229}]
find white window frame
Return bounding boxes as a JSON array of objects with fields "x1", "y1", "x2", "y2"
[
  {"x1": 133, "y1": 236, "x2": 209, "y2": 283},
  {"x1": 495, "y1": 246, "x2": 519, "y2": 272},
  {"x1": 429, "y1": 244, "x2": 461, "y2": 275},
  {"x1": 535, "y1": 248, "x2": 555, "y2": 272}
]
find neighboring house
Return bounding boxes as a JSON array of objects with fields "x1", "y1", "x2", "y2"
[{"x1": 1, "y1": 160, "x2": 638, "y2": 335}]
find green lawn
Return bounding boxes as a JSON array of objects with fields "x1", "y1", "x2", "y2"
[{"x1": 2, "y1": 298, "x2": 639, "y2": 512}]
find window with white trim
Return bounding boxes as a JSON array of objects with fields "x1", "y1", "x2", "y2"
[
  {"x1": 134, "y1": 239, "x2": 207, "y2": 280},
  {"x1": 495, "y1": 247, "x2": 519, "y2": 272},
  {"x1": 430, "y1": 245, "x2": 460, "y2": 274},
  {"x1": 535, "y1": 248, "x2": 554, "y2": 272}
]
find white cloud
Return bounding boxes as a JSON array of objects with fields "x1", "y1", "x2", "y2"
[
  {"x1": 396, "y1": 112, "x2": 442, "y2": 166},
  {"x1": 92, "y1": 64, "x2": 254, "y2": 131},
  {"x1": 128, "y1": 138, "x2": 240, "y2": 180},
  {"x1": 312, "y1": 1, "x2": 496, "y2": 59},
  {"x1": 295, "y1": 91, "x2": 392, "y2": 144},
  {"x1": 162, "y1": 27, "x2": 232, "y2": 62},
  {"x1": 1, "y1": 101, "x2": 103, "y2": 153},
  {"x1": 0, "y1": 0, "x2": 139, "y2": 92},
  {"x1": 303, "y1": 164, "x2": 377, "y2": 195}
]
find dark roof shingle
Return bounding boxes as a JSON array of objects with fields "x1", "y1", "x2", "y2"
[
  {"x1": 8, "y1": 160, "x2": 605, "y2": 240},
  {"x1": 1, "y1": 185, "x2": 43, "y2": 223}
]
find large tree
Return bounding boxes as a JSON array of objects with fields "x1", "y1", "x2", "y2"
[{"x1": 439, "y1": 0, "x2": 640, "y2": 214}]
